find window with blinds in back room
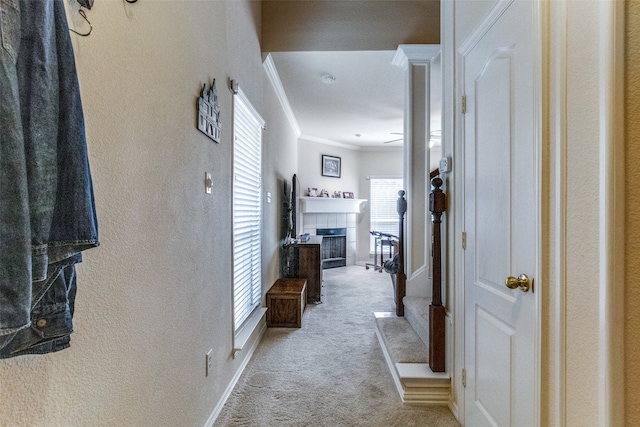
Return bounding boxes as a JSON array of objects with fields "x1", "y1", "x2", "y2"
[{"x1": 369, "y1": 177, "x2": 403, "y2": 253}]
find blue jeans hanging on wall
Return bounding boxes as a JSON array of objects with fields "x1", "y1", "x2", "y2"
[{"x1": 0, "y1": 0, "x2": 99, "y2": 356}]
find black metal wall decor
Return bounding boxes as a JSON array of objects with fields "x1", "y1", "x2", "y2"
[{"x1": 197, "y1": 79, "x2": 222, "y2": 143}]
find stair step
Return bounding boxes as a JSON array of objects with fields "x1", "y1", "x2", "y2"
[
  {"x1": 374, "y1": 312, "x2": 450, "y2": 405},
  {"x1": 396, "y1": 363, "x2": 450, "y2": 387},
  {"x1": 375, "y1": 314, "x2": 428, "y2": 363}
]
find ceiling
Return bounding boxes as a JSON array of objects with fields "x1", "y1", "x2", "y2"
[
  {"x1": 268, "y1": 50, "x2": 442, "y2": 150},
  {"x1": 269, "y1": 50, "x2": 405, "y2": 149},
  {"x1": 261, "y1": 1, "x2": 441, "y2": 151}
]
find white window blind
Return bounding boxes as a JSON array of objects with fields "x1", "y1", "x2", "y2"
[
  {"x1": 233, "y1": 89, "x2": 264, "y2": 331},
  {"x1": 369, "y1": 178, "x2": 404, "y2": 252}
]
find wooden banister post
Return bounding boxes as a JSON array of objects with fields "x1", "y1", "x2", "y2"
[
  {"x1": 396, "y1": 190, "x2": 407, "y2": 316},
  {"x1": 429, "y1": 177, "x2": 446, "y2": 372}
]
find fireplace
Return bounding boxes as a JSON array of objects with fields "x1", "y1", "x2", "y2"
[{"x1": 317, "y1": 227, "x2": 347, "y2": 269}]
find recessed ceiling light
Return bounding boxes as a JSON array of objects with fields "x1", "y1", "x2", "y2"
[
  {"x1": 321, "y1": 74, "x2": 336, "y2": 84},
  {"x1": 355, "y1": 134, "x2": 361, "y2": 137}
]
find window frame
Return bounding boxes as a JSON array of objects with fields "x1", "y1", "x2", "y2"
[
  {"x1": 369, "y1": 176, "x2": 404, "y2": 253},
  {"x1": 232, "y1": 88, "x2": 265, "y2": 334}
]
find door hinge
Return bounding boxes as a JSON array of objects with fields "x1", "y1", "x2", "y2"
[
  {"x1": 462, "y1": 232, "x2": 467, "y2": 250},
  {"x1": 461, "y1": 95, "x2": 467, "y2": 114},
  {"x1": 462, "y1": 368, "x2": 467, "y2": 387}
]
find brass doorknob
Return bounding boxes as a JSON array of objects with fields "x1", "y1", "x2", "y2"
[{"x1": 505, "y1": 274, "x2": 531, "y2": 292}]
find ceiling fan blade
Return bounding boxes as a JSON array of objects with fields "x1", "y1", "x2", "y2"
[{"x1": 383, "y1": 132, "x2": 404, "y2": 144}]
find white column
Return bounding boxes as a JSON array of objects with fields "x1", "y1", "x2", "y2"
[{"x1": 393, "y1": 44, "x2": 440, "y2": 297}]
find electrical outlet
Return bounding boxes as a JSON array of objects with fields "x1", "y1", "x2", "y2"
[{"x1": 206, "y1": 349, "x2": 213, "y2": 377}]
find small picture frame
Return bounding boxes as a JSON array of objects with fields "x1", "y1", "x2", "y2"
[
  {"x1": 343, "y1": 192, "x2": 354, "y2": 199},
  {"x1": 322, "y1": 155, "x2": 341, "y2": 178},
  {"x1": 308, "y1": 188, "x2": 318, "y2": 197}
]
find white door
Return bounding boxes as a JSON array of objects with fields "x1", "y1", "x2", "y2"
[{"x1": 461, "y1": 1, "x2": 539, "y2": 425}]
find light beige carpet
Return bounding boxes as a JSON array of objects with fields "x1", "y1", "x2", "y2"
[{"x1": 214, "y1": 265, "x2": 460, "y2": 427}]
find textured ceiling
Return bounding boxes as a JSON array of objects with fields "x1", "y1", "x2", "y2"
[
  {"x1": 270, "y1": 50, "x2": 407, "y2": 148},
  {"x1": 269, "y1": 49, "x2": 442, "y2": 150}
]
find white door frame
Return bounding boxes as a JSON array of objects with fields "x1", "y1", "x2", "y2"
[
  {"x1": 446, "y1": 0, "x2": 625, "y2": 425},
  {"x1": 542, "y1": 1, "x2": 625, "y2": 425}
]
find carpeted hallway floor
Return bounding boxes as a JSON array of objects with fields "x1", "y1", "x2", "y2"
[{"x1": 214, "y1": 265, "x2": 461, "y2": 427}]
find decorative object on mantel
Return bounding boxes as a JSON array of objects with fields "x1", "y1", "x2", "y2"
[
  {"x1": 308, "y1": 188, "x2": 318, "y2": 197},
  {"x1": 320, "y1": 189, "x2": 330, "y2": 198},
  {"x1": 197, "y1": 79, "x2": 222, "y2": 143},
  {"x1": 333, "y1": 191, "x2": 342, "y2": 198},
  {"x1": 322, "y1": 155, "x2": 341, "y2": 178},
  {"x1": 343, "y1": 192, "x2": 354, "y2": 199}
]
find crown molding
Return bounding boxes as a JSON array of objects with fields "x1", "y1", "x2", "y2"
[
  {"x1": 392, "y1": 44, "x2": 441, "y2": 69},
  {"x1": 263, "y1": 54, "x2": 301, "y2": 136}
]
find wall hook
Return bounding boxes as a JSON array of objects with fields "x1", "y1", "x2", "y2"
[{"x1": 70, "y1": 9, "x2": 93, "y2": 37}]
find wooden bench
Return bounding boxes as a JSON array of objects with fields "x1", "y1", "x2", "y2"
[{"x1": 266, "y1": 278, "x2": 307, "y2": 328}]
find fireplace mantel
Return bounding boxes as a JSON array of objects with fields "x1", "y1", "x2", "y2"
[{"x1": 300, "y1": 197, "x2": 366, "y2": 214}]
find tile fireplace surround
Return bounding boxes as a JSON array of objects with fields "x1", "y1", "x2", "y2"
[
  {"x1": 299, "y1": 197, "x2": 366, "y2": 267},
  {"x1": 301, "y1": 213, "x2": 357, "y2": 266}
]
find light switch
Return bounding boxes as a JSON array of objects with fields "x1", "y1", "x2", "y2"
[
  {"x1": 205, "y1": 173, "x2": 212, "y2": 194},
  {"x1": 439, "y1": 157, "x2": 451, "y2": 173},
  {"x1": 266, "y1": 192, "x2": 272, "y2": 204}
]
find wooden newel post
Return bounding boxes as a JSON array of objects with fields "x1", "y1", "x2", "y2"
[
  {"x1": 396, "y1": 190, "x2": 407, "y2": 316},
  {"x1": 429, "y1": 177, "x2": 446, "y2": 372}
]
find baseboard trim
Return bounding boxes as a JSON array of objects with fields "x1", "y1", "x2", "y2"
[{"x1": 204, "y1": 320, "x2": 267, "y2": 427}]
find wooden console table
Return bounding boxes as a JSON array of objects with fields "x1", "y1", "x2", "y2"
[{"x1": 286, "y1": 236, "x2": 323, "y2": 304}]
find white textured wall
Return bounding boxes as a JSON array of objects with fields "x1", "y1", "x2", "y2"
[
  {"x1": 296, "y1": 138, "x2": 360, "y2": 198},
  {"x1": 356, "y1": 149, "x2": 404, "y2": 262},
  {"x1": 0, "y1": 1, "x2": 297, "y2": 426}
]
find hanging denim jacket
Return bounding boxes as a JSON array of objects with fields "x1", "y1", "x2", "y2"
[{"x1": 0, "y1": 0, "x2": 99, "y2": 357}]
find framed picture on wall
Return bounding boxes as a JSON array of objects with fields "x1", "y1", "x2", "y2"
[{"x1": 322, "y1": 155, "x2": 341, "y2": 178}]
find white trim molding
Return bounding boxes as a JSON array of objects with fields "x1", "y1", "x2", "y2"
[
  {"x1": 206, "y1": 310, "x2": 267, "y2": 427},
  {"x1": 545, "y1": 0, "x2": 625, "y2": 425},
  {"x1": 263, "y1": 53, "x2": 301, "y2": 136},
  {"x1": 299, "y1": 197, "x2": 366, "y2": 214},
  {"x1": 547, "y1": 2, "x2": 569, "y2": 424},
  {"x1": 597, "y1": 0, "x2": 625, "y2": 424}
]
